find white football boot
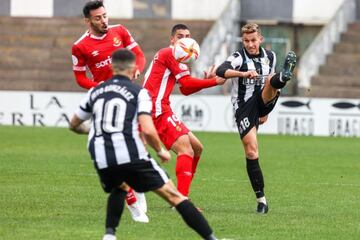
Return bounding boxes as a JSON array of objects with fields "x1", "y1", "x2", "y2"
[
  {"x1": 126, "y1": 201, "x2": 149, "y2": 223},
  {"x1": 102, "y1": 234, "x2": 116, "y2": 240},
  {"x1": 134, "y1": 191, "x2": 147, "y2": 213}
]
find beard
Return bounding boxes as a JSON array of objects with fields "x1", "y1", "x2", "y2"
[{"x1": 91, "y1": 22, "x2": 108, "y2": 35}]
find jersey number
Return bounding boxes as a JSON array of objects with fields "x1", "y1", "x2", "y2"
[
  {"x1": 167, "y1": 114, "x2": 181, "y2": 127},
  {"x1": 93, "y1": 98, "x2": 127, "y2": 135},
  {"x1": 239, "y1": 117, "x2": 250, "y2": 132}
]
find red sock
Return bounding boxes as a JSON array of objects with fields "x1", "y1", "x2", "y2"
[
  {"x1": 125, "y1": 188, "x2": 137, "y2": 205},
  {"x1": 176, "y1": 154, "x2": 193, "y2": 197},
  {"x1": 192, "y1": 156, "x2": 201, "y2": 178}
]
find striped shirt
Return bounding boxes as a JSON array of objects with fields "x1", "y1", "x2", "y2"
[
  {"x1": 223, "y1": 47, "x2": 276, "y2": 111},
  {"x1": 75, "y1": 75, "x2": 152, "y2": 169}
]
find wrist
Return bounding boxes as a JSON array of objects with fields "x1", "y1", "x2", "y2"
[{"x1": 157, "y1": 147, "x2": 166, "y2": 156}]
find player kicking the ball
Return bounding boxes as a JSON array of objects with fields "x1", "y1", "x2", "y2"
[
  {"x1": 216, "y1": 23, "x2": 297, "y2": 214},
  {"x1": 143, "y1": 24, "x2": 226, "y2": 200}
]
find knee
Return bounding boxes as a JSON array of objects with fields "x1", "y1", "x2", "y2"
[
  {"x1": 158, "y1": 183, "x2": 187, "y2": 206},
  {"x1": 244, "y1": 143, "x2": 258, "y2": 159},
  {"x1": 175, "y1": 143, "x2": 194, "y2": 157}
]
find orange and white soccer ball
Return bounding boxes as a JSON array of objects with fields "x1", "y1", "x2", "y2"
[{"x1": 173, "y1": 38, "x2": 200, "y2": 64}]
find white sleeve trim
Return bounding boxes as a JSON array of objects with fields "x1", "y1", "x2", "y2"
[
  {"x1": 126, "y1": 42, "x2": 138, "y2": 50},
  {"x1": 73, "y1": 66, "x2": 87, "y2": 71},
  {"x1": 175, "y1": 71, "x2": 190, "y2": 80}
]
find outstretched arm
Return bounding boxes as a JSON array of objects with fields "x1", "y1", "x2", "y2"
[{"x1": 178, "y1": 75, "x2": 225, "y2": 96}]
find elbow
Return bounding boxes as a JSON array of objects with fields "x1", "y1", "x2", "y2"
[
  {"x1": 216, "y1": 66, "x2": 226, "y2": 78},
  {"x1": 179, "y1": 87, "x2": 191, "y2": 96}
]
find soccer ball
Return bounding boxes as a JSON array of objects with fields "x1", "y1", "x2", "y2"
[{"x1": 173, "y1": 38, "x2": 200, "y2": 64}]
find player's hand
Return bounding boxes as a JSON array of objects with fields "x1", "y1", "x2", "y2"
[
  {"x1": 245, "y1": 70, "x2": 258, "y2": 79},
  {"x1": 259, "y1": 115, "x2": 268, "y2": 125},
  {"x1": 157, "y1": 148, "x2": 171, "y2": 163},
  {"x1": 203, "y1": 64, "x2": 216, "y2": 79},
  {"x1": 215, "y1": 76, "x2": 226, "y2": 85}
]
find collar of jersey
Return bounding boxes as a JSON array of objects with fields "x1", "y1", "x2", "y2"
[
  {"x1": 88, "y1": 31, "x2": 107, "y2": 40},
  {"x1": 113, "y1": 74, "x2": 131, "y2": 81},
  {"x1": 243, "y1": 47, "x2": 264, "y2": 59}
]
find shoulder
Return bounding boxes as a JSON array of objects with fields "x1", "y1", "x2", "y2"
[
  {"x1": 262, "y1": 48, "x2": 275, "y2": 58},
  {"x1": 109, "y1": 24, "x2": 130, "y2": 34},
  {"x1": 158, "y1": 47, "x2": 172, "y2": 56},
  {"x1": 73, "y1": 31, "x2": 89, "y2": 46}
]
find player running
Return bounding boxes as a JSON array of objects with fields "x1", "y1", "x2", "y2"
[
  {"x1": 71, "y1": 0, "x2": 148, "y2": 222},
  {"x1": 143, "y1": 24, "x2": 226, "y2": 199}
]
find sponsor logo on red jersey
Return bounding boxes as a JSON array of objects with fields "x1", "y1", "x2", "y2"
[{"x1": 95, "y1": 56, "x2": 112, "y2": 68}]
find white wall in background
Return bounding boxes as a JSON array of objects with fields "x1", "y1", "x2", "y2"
[
  {"x1": 11, "y1": 0, "x2": 53, "y2": 17},
  {"x1": 171, "y1": 0, "x2": 231, "y2": 20},
  {"x1": 104, "y1": 0, "x2": 133, "y2": 19},
  {"x1": 293, "y1": 0, "x2": 345, "y2": 23}
]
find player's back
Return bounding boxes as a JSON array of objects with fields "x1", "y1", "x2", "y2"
[
  {"x1": 143, "y1": 47, "x2": 190, "y2": 117},
  {"x1": 87, "y1": 76, "x2": 150, "y2": 168}
]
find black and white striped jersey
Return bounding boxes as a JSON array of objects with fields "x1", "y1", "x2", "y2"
[
  {"x1": 75, "y1": 75, "x2": 152, "y2": 170},
  {"x1": 221, "y1": 47, "x2": 276, "y2": 112}
]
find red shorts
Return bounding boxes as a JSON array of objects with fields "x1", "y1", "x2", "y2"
[{"x1": 153, "y1": 111, "x2": 189, "y2": 150}]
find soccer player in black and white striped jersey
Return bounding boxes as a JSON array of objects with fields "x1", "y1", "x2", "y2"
[
  {"x1": 70, "y1": 49, "x2": 219, "y2": 240},
  {"x1": 216, "y1": 23, "x2": 296, "y2": 214}
]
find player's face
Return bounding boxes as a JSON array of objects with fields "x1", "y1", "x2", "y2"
[
  {"x1": 242, "y1": 32, "x2": 263, "y2": 55},
  {"x1": 86, "y1": 7, "x2": 109, "y2": 36},
  {"x1": 170, "y1": 29, "x2": 191, "y2": 46}
]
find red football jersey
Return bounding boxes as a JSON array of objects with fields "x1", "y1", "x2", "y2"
[
  {"x1": 72, "y1": 24, "x2": 139, "y2": 85},
  {"x1": 143, "y1": 47, "x2": 190, "y2": 117}
]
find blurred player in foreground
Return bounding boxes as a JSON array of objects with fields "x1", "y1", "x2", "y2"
[
  {"x1": 69, "y1": 49, "x2": 220, "y2": 240},
  {"x1": 143, "y1": 24, "x2": 226, "y2": 200},
  {"x1": 71, "y1": 0, "x2": 147, "y2": 222},
  {"x1": 216, "y1": 23, "x2": 297, "y2": 214}
]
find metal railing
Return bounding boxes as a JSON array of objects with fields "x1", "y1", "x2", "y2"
[{"x1": 297, "y1": 0, "x2": 356, "y2": 91}]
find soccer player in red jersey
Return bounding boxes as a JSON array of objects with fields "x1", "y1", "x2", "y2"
[
  {"x1": 71, "y1": 0, "x2": 148, "y2": 223},
  {"x1": 143, "y1": 24, "x2": 226, "y2": 198},
  {"x1": 72, "y1": 0, "x2": 146, "y2": 89}
]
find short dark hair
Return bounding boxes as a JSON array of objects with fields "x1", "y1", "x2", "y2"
[
  {"x1": 83, "y1": 0, "x2": 104, "y2": 18},
  {"x1": 171, "y1": 24, "x2": 189, "y2": 36},
  {"x1": 112, "y1": 49, "x2": 136, "y2": 71}
]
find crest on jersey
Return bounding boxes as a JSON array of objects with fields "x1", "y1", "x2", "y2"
[
  {"x1": 113, "y1": 37, "x2": 122, "y2": 47},
  {"x1": 92, "y1": 50, "x2": 99, "y2": 56}
]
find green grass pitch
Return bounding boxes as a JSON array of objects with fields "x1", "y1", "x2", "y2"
[{"x1": 0, "y1": 126, "x2": 359, "y2": 240}]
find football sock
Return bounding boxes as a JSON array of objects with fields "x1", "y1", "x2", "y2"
[
  {"x1": 246, "y1": 158, "x2": 265, "y2": 199},
  {"x1": 105, "y1": 188, "x2": 127, "y2": 233},
  {"x1": 125, "y1": 188, "x2": 137, "y2": 206},
  {"x1": 176, "y1": 200, "x2": 215, "y2": 239},
  {"x1": 257, "y1": 196, "x2": 267, "y2": 205},
  {"x1": 176, "y1": 154, "x2": 194, "y2": 196},
  {"x1": 270, "y1": 73, "x2": 286, "y2": 89},
  {"x1": 192, "y1": 155, "x2": 201, "y2": 178}
]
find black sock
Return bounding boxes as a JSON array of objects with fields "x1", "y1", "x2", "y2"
[
  {"x1": 176, "y1": 200, "x2": 215, "y2": 239},
  {"x1": 270, "y1": 73, "x2": 286, "y2": 89},
  {"x1": 105, "y1": 188, "x2": 127, "y2": 234},
  {"x1": 246, "y1": 158, "x2": 265, "y2": 198}
]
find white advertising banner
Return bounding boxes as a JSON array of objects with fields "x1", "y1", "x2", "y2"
[{"x1": 0, "y1": 91, "x2": 359, "y2": 137}]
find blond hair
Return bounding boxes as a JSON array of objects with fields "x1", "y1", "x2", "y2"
[{"x1": 241, "y1": 23, "x2": 261, "y2": 36}]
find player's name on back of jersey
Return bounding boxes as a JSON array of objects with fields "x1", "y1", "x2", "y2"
[{"x1": 91, "y1": 83, "x2": 134, "y2": 101}]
